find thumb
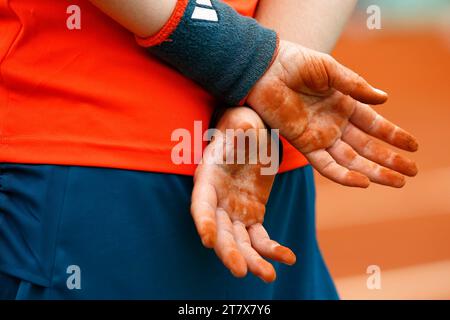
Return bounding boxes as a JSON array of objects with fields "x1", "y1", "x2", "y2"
[
  {"x1": 324, "y1": 55, "x2": 388, "y2": 105},
  {"x1": 191, "y1": 164, "x2": 218, "y2": 248}
]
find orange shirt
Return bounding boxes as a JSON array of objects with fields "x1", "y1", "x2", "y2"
[{"x1": 0, "y1": 0, "x2": 307, "y2": 175}]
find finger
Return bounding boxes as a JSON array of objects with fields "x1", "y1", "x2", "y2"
[
  {"x1": 214, "y1": 209, "x2": 247, "y2": 278},
  {"x1": 306, "y1": 149, "x2": 370, "y2": 188},
  {"x1": 328, "y1": 139, "x2": 406, "y2": 188},
  {"x1": 323, "y1": 55, "x2": 388, "y2": 105},
  {"x1": 248, "y1": 223, "x2": 296, "y2": 266},
  {"x1": 233, "y1": 221, "x2": 276, "y2": 283},
  {"x1": 191, "y1": 166, "x2": 218, "y2": 248},
  {"x1": 350, "y1": 102, "x2": 419, "y2": 152},
  {"x1": 342, "y1": 124, "x2": 418, "y2": 177}
]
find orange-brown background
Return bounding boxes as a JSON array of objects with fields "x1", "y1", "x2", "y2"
[{"x1": 316, "y1": 1, "x2": 450, "y2": 299}]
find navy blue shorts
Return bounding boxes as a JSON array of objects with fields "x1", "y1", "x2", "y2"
[{"x1": 0, "y1": 163, "x2": 338, "y2": 299}]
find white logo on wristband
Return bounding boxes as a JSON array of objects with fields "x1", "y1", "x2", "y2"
[
  {"x1": 196, "y1": 0, "x2": 213, "y2": 6},
  {"x1": 192, "y1": 0, "x2": 218, "y2": 22}
]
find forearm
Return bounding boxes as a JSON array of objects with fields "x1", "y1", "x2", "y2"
[
  {"x1": 88, "y1": 0, "x2": 176, "y2": 37},
  {"x1": 255, "y1": 0, "x2": 357, "y2": 53}
]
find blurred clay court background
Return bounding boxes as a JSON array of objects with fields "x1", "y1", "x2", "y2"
[{"x1": 315, "y1": 0, "x2": 450, "y2": 299}]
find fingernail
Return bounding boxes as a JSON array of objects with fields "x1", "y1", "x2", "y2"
[
  {"x1": 408, "y1": 138, "x2": 419, "y2": 152},
  {"x1": 274, "y1": 246, "x2": 296, "y2": 265},
  {"x1": 348, "y1": 171, "x2": 370, "y2": 188},
  {"x1": 257, "y1": 261, "x2": 276, "y2": 283},
  {"x1": 394, "y1": 176, "x2": 406, "y2": 188},
  {"x1": 382, "y1": 168, "x2": 406, "y2": 188},
  {"x1": 408, "y1": 162, "x2": 419, "y2": 177},
  {"x1": 201, "y1": 234, "x2": 215, "y2": 248},
  {"x1": 229, "y1": 251, "x2": 247, "y2": 278},
  {"x1": 373, "y1": 88, "x2": 387, "y2": 96}
]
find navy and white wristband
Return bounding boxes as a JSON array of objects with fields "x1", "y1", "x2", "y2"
[{"x1": 136, "y1": 0, "x2": 279, "y2": 106}]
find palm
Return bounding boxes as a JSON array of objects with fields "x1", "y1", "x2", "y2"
[
  {"x1": 204, "y1": 144, "x2": 274, "y2": 226},
  {"x1": 191, "y1": 107, "x2": 295, "y2": 283},
  {"x1": 248, "y1": 40, "x2": 418, "y2": 188}
]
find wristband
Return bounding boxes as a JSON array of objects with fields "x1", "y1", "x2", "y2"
[{"x1": 136, "y1": 0, "x2": 278, "y2": 106}]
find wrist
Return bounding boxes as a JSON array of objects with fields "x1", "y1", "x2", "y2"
[{"x1": 136, "y1": 0, "x2": 278, "y2": 106}]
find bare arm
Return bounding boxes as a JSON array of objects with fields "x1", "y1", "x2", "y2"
[
  {"x1": 88, "y1": 0, "x2": 356, "y2": 50},
  {"x1": 88, "y1": 0, "x2": 176, "y2": 37},
  {"x1": 255, "y1": 0, "x2": 358, "y2": 53}
]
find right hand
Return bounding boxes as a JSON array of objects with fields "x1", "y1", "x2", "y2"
[{"x1": 247, "y1": 40, "x2": 418, "y2": 188}]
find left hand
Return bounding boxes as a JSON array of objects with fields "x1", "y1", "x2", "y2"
[{"x1": 191, "y1": 107, "x2": 296, "y2": 283}]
